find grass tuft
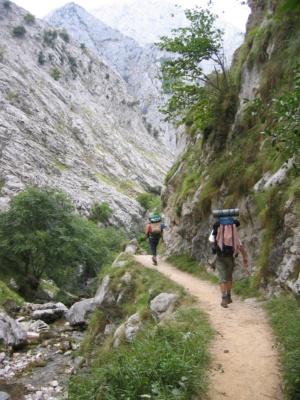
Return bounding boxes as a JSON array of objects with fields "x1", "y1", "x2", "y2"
[
  {"x1": 166, "y1": 254, "x2": 218, "y2": 284},
  {"x1": 264, "y1": 293, "x2": 300, "y2": 399}
]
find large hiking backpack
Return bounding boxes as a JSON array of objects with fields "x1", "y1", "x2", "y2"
[
  {"x1": 149, "y1": 216, "x2": 162, "y2": 239},
  {"x1": 213, "y1": 217, "x2": 240, "y2": 257},
  {"x1": 151, "y1": 221, "x2": 162, "y2": 234}
]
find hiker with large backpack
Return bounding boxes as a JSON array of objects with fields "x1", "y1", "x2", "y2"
[
  {"x1": 209, "y1": 209, "x2": 248, "y2": 308},
  {"x1": 145, "y1": 215, "x2": 164, "y2": 266}
]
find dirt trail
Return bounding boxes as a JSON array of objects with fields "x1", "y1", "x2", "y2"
[{"x1": 134, "y1": 255, "x2": 283, "y2": 400}]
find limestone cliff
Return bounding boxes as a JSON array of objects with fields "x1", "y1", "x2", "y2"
[
  {"x1": 44, "y1": 3, "x2": 177, "y2": 152},
  {"x1": 0, "y1": 0, "x2": 174, "y2": 233},
  {"x1": 162, "y1": 0, "x2": 300, "y2": 296}
]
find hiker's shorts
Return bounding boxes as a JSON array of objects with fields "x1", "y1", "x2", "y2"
[
  {"x1": 149, "y1": 238, "x2": 159, "y2": 256},
  {"x1": 216, "y1": 255, "x2": 235, "y2": 283}
]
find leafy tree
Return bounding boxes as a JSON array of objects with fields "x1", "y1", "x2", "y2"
[
  {"x1": 155, "y1": 7, "x2": 227, "y2": 126},
  {"x1": 89, "y1": 201, "x2": 113, "y2": 223},
  {"x1": 0, "y1": 187, "x2": 126, "y2": 291}
]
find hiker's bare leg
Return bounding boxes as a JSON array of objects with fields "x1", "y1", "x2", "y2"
[
  {"x1": 220, "y1": 282, "x2": 226, "y2": 293},
  {"x1": 219, "y1": 282, "x2": 232, "y2": 292}
]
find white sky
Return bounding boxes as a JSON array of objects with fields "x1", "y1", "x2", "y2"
[{"x1": 11, "y1": 0, "x2": 250, "y2": 31}]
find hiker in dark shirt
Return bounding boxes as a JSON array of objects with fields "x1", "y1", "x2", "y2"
[
  {"x1": 209, "y1": 219, "x2": 248, "y2": 308},
  {"x1": 145, "y1": 215, "x2": 164, "y2": 266}
]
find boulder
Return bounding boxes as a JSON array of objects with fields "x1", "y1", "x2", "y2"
[
  {"x1": 94, "y1": 275, "x2": 119, "y2": 317},
  {"x1": 31, "y1": 303, "x2": 68, "y2": 323},
  {"x1": 0, "y1": 310, "x2": 27, "y2": 349},
  {"x1": 65, "y1": 298, "x2": 96, "y2": 327},
  {"x1": 0, "y1": 392, "x2": 11, "y2": 400},
  {"x1": 113, "y1": 312, "x2": 142, "y2": 347},
  {"x1": 150, "y1": 293, "x2": 179, "y2": 322}
]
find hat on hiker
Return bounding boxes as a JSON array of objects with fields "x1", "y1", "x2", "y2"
[{"x1": 149, "y1": 215, "x2": 161, "y2": 223}]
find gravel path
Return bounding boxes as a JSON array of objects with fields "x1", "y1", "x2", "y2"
[{"x1": 134, "y1": 255, "x2": 283, "y2": 400}]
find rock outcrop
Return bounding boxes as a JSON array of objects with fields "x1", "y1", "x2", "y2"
[{"x1": 0, "y1": 309, "x2": 27, "y2": 349}]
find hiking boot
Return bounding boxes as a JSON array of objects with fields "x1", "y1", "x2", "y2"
[
  {"x1": 221, "y1": 297, "x2": 228, "y2": 308},
  {"x1": 227, "y1": 294, "x2": 233, "y2": 304}
]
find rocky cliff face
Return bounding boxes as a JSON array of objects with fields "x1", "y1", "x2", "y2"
[
  {"x1": 45, "y1": 3, "x2": 177, "y2": 152},
  {"x1": 0, "y1": 0, "x2": 174, "y2": 233},
  {"x1": 162, "y1": 0, "x2": 300, "y2": 296},
  {"x1": 44, "y1": 1, "x2": 246, "y2": 154}
]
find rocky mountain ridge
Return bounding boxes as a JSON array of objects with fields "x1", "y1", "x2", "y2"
[
  {"x1": 0, "y1": 0, "x2": 174, "y2": 233},
  {"x1": 44, "y1": 1, "x2": 246, "y2": 153},
  {"x1": 45, "y1": 2, "x2": 177, "y2": 152}
]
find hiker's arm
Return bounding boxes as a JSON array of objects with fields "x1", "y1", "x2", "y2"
[
  {"x1": 208, "y1": 230, "x2": 215, "y2": 245},
  {"x1": 144, "y1": 225, "x2": 149, "y2": 239},
  {"x1": 239, "y1": 244, "x2": 248, "y2": 265}
]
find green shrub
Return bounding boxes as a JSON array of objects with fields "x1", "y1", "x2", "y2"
[
  {"x1": 67, "y1": 54, "x2": 77, "y2": 73},
  {"x1": 137, "y1": 193, "x2": 161, "y2": 215},
  {"x1": 0, "y1": 281, "x2": 23, "y2": 308},
  {"x1": 59, "y1": 30, "x2": 70, "y2": 43},
  {"x1": 50, "y1": 67, "x2": 61, "y2": 80},
  {"x1": 43, "y1": 29, "x2": 57, "y2": 46},
  {"x1": 23, "y1": 12, "x2": 35, "y2": 24},
  {"x1": 88, "y1": 201, "x2": 113, "y2": 223},
  {"x1": 7, "y1": 90, "x2": 16, "y2": 102},
  {"x1": 38, "y1": 51, "x2": 45, "y2": 65},
  {"x1": 12, "y1": 25, "x2": 26, "y2": 37}
]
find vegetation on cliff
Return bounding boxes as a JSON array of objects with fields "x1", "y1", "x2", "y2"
[{"x1": 160, "y1": 0, "x2": 300, "y2": 285}]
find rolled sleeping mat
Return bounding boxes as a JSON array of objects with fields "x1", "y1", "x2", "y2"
[{"x1": 212, "y1": 208, "x2": 239, "y2": 218}]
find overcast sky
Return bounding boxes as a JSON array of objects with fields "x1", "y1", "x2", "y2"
[{"x1": 11, "y1": 0, "x2": 250, "y2": 30}]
